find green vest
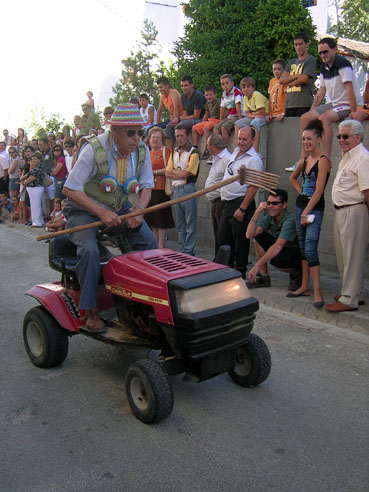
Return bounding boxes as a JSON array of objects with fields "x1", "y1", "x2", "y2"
[{"x1": 83, "y1": 135, "x2": 146, "y2": 210}]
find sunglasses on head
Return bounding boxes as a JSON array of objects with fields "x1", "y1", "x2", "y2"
[
  {"x1": 126, "y1": 129, "x2": 144, "y2": 137},
  {"x1": 267, "y1": 200, "x2": 282, "y2": 206}
]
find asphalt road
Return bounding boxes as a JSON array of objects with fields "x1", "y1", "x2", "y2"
[{"x1": 0, "y1": 225, "x2": 368, "y2": 492}]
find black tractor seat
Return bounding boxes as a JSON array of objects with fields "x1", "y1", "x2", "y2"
[{"x1": 48, "y1": 235, "x2": 113, "y2": 280}]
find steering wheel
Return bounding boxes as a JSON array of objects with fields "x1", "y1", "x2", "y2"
[{"x1": 96, "y1": 220, "x2": 130, "y2": 240}]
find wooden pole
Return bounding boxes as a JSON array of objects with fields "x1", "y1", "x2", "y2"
[{"x1": 37, "y1": 166, "x2": 279, "y2": 241}]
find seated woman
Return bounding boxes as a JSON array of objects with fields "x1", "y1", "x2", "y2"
[
  {"x1": 288, "y1": 119, "x2": 331, "y2": 307},
  {"x1": 144, "y1": 127, "x2": 175, "y2": 248}
]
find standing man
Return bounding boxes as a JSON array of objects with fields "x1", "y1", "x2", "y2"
[
  {"x1": 280, "y1": 32, "x2": 316, "y2": 117},
  {"x1": 204, "y1": 134, "x2": 231, "y2": 255},
  {"x1": 299, "y1": 37, "x2": 362, "y2": 160},
  {"x1": 63, "y1": 104, "x2": 158, "y2": 332},
  {"x1": 166, "y1": 124, "x2": 200, "y2": 256},
  {"x1": 2, "y1": 130, "x2": 13, "y2": 146},
  {"x1": 165, "y1": 75, "x2": 206, "y2": 148},
  {"x1": 325, "y1": 120, "x2": 369, "y2": 312},
  {"x1": 217, "y1": 126, "x2": 263, "y2": 278}
]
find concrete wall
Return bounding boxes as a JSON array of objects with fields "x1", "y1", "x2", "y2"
[{"x1": 168, "y1": 118, "x2": 369, "y2": 276}]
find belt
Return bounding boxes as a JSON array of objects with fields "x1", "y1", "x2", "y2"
[{"x1": 334, "y1": 201, "x2": 365, "y2": 210}]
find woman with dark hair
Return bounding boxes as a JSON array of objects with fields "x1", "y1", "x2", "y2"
[
  {"x1": 288, "y1": 119, "x2": 331, "y2": 307},
  {"x1": 8, "y1": 146, "x2": 21, "y2": 197},
  {"x1": 20, "y1": 151, "x2": 45, "y2": 227},
  {"x1": 145, "y1": 126, "x2": 175, "y2": 247},
  {"x1": 51, "y1": 145, "x2": 68, "y2": 205}
]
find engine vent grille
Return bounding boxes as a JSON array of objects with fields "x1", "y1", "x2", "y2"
[{"x1": 145, "y1": 252, "x2": 208, "y2": 272}]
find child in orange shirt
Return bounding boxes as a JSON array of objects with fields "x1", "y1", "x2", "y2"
[{"x1": 267, "y1": 59, "x2": 287, "y2": 122}]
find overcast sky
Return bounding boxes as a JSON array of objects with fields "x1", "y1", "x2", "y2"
[{"x1": 0, "y1": 0, "x2": 183, "y2": 136}]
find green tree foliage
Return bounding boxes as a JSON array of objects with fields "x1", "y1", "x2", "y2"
[
  {"x1": 25, "y1": 107, "x2": 66, "y2": 139},
  {"x1": 110, "y1": 19, "x2": 169, "y2": 108},
  {"x1": 329, "y1": 0, "x2": 369, "y2": 42},
  {"x1": 174, "y1": 0, "x2": 317, "y2": 95}
]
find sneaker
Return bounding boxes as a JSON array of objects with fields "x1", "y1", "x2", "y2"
[
  {"x1": 201, "y1": 149, "x2": 210, "y2": 160},
  {"x1": 246, "y1": 274, "x2": 271, "y2": 289},
  {"x1": 285, "y1": 162, "x2": 298, "y2": 172},
  {"x1": 288, "y1": 272, "x2": 302, "y2": 291}
]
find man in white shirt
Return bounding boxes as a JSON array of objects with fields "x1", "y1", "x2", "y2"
[
  {"x1": 204, "y1": 134, "x2": 231, "y2": 254},
  {"x1": 325, "y1": 120, "x2": 369, "y2": 312},
  {"x1": 217, "y1": 126, "x2": 263, "y2": 278}
]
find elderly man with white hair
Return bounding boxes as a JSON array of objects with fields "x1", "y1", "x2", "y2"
[{"x1": 325, "y1": 119, "x2": 369, "y2": 312}]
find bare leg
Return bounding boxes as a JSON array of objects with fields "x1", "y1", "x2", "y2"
[
  {"x1": 192, "y1": 128, "x2": 199, "y2": 147},
  {"x1": 221, "y1": 126, "x2": 229, "y2": 144},
  {"x1": 351, "y1": 110, "x2": 369, "y2": 123},
  {"x1": 151, "y1": 226, "x2": 159, "y2": 243},
  {"x1": 157, "y1": 228, "x2": 166, "y2": 248},
  {"x1": 49, "y1": 199, "x2": 54, "y2": 215},
  {"x1": 203, "y1": 126, "x2": 210, "y2": 142},
  {"x1": 310, "y1": 264, "x2": 323, "y2": 303},
  {"x1": 234, "y1": 125, "x2": 240, "y2": 147},
  {"x1": 253, "y1": 128, "x2": 260, "y2": 153},
  {"x1": 254, "y1": 241, "x2": 268, "y2": 275},
  {"x1": 320, "y1": 110, "x2": 339, "y2": 160}
]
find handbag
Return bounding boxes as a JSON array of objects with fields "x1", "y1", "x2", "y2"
[
  {"x1": 163, "y1": 147, "x2": 174, "y2": 196},
  {"x1": 43, "y1": 174, "x2": 53, "y2": 187}
]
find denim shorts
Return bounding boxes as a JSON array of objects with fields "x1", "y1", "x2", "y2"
[
  {"x1": 295, "y1": 205, "x2": 324, "y2": 267},
  {"x1": 9, "y1": 177, "x2": 20, "y2": 191},
  {"x1": 235, "y1": 116, "x2": 267, "y2": 132}
]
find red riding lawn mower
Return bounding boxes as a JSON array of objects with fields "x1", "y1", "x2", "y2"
[
  {"x1": 23, "y1": 224, "x2": 271, "y2": 424},
  {"x1": 23, "y1": 163, "x2": 277, "y2": 423}
]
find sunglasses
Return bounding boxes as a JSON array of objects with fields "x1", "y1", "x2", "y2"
[
  {"x1": 318, "y1": 50, "x2": 329, "y2": 56},
  {"x1": 336, "y1": 134, "x2": 355, "y2": 140},
  {"x1": 126, "y1": 129, "x2": 144, "y2": 137},
  {"x1": 53, "y1": 148, "x2": 62, "y2": 152},
  {"x1": 267, "y1": 201, "x2": 282, "y2": 206}
]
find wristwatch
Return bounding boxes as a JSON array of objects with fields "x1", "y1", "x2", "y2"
[{"x1": 239, "y1": 207, "x2": 247, "y2": 213}]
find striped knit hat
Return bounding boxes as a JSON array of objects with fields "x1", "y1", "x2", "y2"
[{"x1": 106, "y1": 103, "x2": 145, "y2": 126}]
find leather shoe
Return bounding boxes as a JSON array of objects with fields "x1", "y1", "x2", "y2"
[
  {"x1": 325, "y1": 300, "x2": 357, "y2": 312},
  {"x1": 334, "y1": 295, "x2": 364, "y2": 306}
]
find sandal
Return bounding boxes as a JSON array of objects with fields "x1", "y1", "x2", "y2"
[{"x1": 84, "y1": 309, "x2": 107, "y2": 334}]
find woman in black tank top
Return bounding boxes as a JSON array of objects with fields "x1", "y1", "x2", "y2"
[{"x1": 289, "y1": 119, "x2": 331, "y2": 307}]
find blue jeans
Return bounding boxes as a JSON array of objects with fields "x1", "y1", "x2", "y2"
[
  {"x1": 173, "y1": 182, "x2": 197, "y2": 255},
  {"x1": 67, "y1": 201, "x2": 158, "y2": 310},
  {"x1": 295, "y1": 205, "x2": 324, "y2": 267}
]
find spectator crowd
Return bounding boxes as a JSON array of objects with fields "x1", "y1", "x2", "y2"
[{"x1": 1, "y1": 33, "x2": 368, "y2": 315}]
